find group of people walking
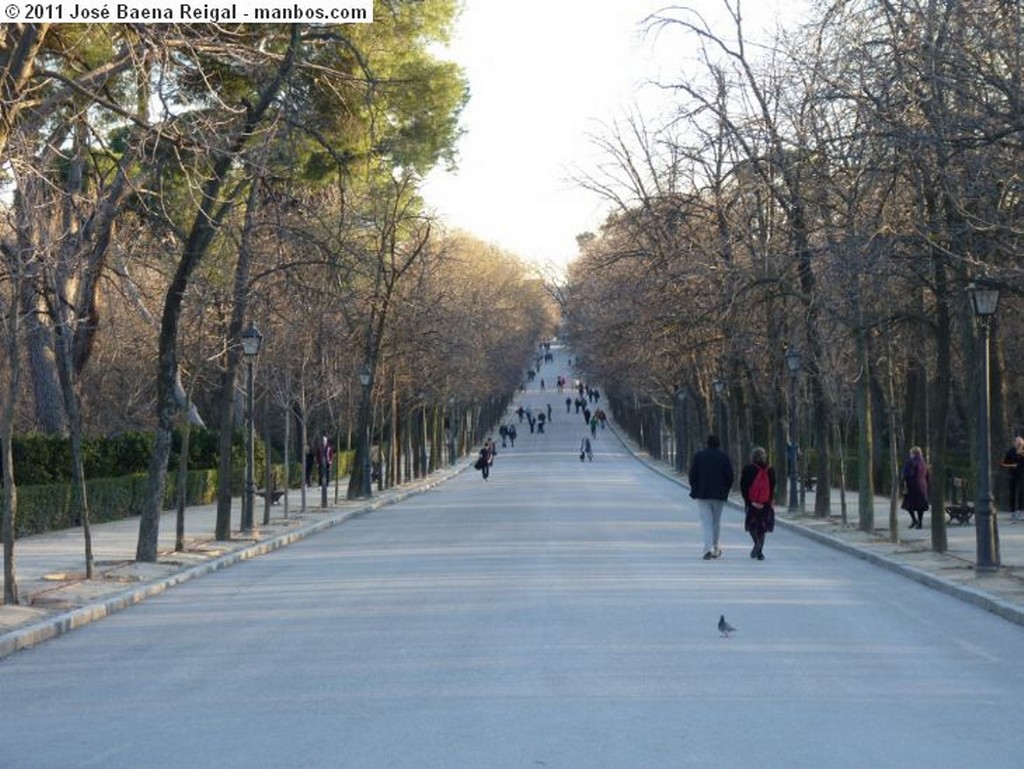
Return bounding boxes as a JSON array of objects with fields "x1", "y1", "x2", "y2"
[
  {"x1": 899, "y1": 435, "x2": 1024, "y2": 530},
  {"x1": 687, "y1": 432, "x2": 1024, "y2": 562},
  {"x1": 686, "y1": 431, "x2": 1024, "y2": 559},
  {"x1": 688, "y1": 436, "x2": 776, "y2": 561}
]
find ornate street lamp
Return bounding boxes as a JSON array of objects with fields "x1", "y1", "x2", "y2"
[
  {"x1": 446, "y1": 396, "x2": 456, "y2": 466},
  {"x1": 674, "y1": 387, "x2": 688, "y2": 473},
  {"x1": 712, "y1": 378, "x2": 727, "y2": 453},
  {"x1": 239, "y1": 322, "x2": 263, "y2": 535},
  {"x1": 359, "y1": 363, "x2": 372, "y2": 498},
  {"x1": 417, "y1": 391, "x2": 428, "y2": 477},
  {"x1": 968, "y1": 281, "x2": 1001, "y2": 571},
  {"x1": 785, "y1": 346, "x2": 802, "y2": 514}
]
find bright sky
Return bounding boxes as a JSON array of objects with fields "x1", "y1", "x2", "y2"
[{"x1": 421, "y1": 0, "x2": 801, "y2": 273}]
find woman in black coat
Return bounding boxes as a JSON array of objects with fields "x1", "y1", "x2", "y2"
[{"x1": 739, "y1": 446, "x2": 776, "y2": 560}]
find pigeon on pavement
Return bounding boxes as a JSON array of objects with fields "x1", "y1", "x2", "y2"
[{"x1": 718, "y1": 614, "x2": 736, "y2": 637}]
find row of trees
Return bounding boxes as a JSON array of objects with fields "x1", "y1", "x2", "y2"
[
  {"x1": 565, "y1": 0, "x2": 1024, "y2": 554},
  {"x1": 0, "y1": 15, "x2": 558, "y2": 604}
]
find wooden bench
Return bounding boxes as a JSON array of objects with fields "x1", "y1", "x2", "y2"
[
  {"x1": 945, "y1": 477, "x2": 974, "y2": 526},
  {"x1": 255, "y1": 488, "x2": 285, "y2": 504}
]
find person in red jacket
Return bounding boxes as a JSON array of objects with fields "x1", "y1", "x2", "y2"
[{"x1": 740, "y1": 446, "x2": 776, "y2": 561}]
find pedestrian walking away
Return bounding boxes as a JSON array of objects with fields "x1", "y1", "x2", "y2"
[
  {"x1": 1000, "y1": 436, "x2": 1024, "y2": 521},
  {"x1": 739, "y1": 446, "x2": 776, "y2": 560},
  {"x1": 316, "y1": 435, "x2": 333, "y2": 488},
  {"x1": 900, "y1": 446, "x2": 930, "y2": 529},
  {"x1": 474, "y1": 440, "x2": 495, "y2": 480},
  {"x1": 580, "y1": 436, "x2": 593, "y2": 462},
  {"x1": 688, "y1": 434, "x2": 734, "y2": 560}
]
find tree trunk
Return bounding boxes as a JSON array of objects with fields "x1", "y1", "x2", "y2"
[
  {"x1": 54, "y1": 322, "x2": 94, "y2": 579},
  {"x1": 0, "y1": 24, "x2": 50, "y2": 158},
  {"x1": 282, "y1": 390, "x2": 291, "y2": 519},
  {"x1": 175, "y1": 407, "x2": 192, "y2": 552},
  {"x1": 347, "y1": 380, "x2": 373, "y2": 500},
  {"x1": 855, "y1": 323, "x2": 874, "y2": 533},
  {"x1": 21, "y1": 302, "x2": 66, "y2": 434},
  {"x1": 214, "y1": 379, "x2": 237, "y2": 541},
  {"x1": 137, "y1": 28, "x2": 300, "y2": 561},
  {"x1": 928, "y1": 246, "x2": 952, "y2": 554},
  {"x1": 263, "y1": 391, "x2": 272, "y2": 526},
  {"x1": 1, "y1": 294, "x2": 22, "y2": 604}
]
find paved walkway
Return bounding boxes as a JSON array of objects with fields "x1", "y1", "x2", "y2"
[
  {"x1": 3, "y1": 416, "x2": 1024, "y2": 659},
  {"x1": 0, "y1": 471, "x2": 461, "y2": 658}
]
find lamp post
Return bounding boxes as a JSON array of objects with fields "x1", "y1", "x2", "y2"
[
  {"x1": 712, "y1": 378, "x2": 727, "y2": 453},
  {"x1": 968, "y1": 282, "x2": 1001, "y2": 572},
  {"x1": 418, "y1": 392, "x2": 428, "y2": 477},
  {"x1": 674, "y1": 387, "x2": 687, "y2": 473},
  {"x1": 239, "y1": 322, "x2": 263, "y2": 534},
  {"x1": 446, "y1": 397, "x2": 456, "y2": 466},
  {"x1": 359, "y1": 363, "x2": 372, "y2": 497},
  {"x1": 785, "y1": 346, "x2": 802, "y2": 514}
]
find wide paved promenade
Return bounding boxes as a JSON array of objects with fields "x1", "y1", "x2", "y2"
[{"x1": 1, "y1": 345, "x2": 1023, "y2": 768}]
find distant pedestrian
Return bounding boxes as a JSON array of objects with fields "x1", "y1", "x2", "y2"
[
  {"x1": 566, "y1": 396, "x2": 572, "y2": 413},
  {"x1": 580, "y1": 436, "x2": 593, "y2": 462},
  {"x1": 900, "y1": 446, "x2": 930, "y2": 529},
  {"x1": 507, "y1": 424, "x2": 517, "y2": 447},
  {"x1": 1000, "y1": 436, "x2": 1024, "y2": 521},
  {"x1": 475, "y1": 440, "x2": 494, "y2": 480},
  {"x1": 499, "y1": 424, "x2": 508, "y2": 448},
  {"x1": 316, "y1": 435, "x2": 333, "y2": 488},
  {"x1": 688, "y1": 435, "x2": 734, "y2": 560},
  {"x1": 740, "y1": 446, "x2": 776, "y2": 560},
  {"x1": 547, "y1": 403, "x2": 552, "y2": 421}
]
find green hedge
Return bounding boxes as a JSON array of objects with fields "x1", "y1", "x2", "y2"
[
  {"x1": 10, "y1": 429, "x2": 224, "y2": 485},
  {"x1": 12, "y1": 469, "x2": 218, "y2": 537},
  {"x1": 8, "y1": 452, "x2": 355, "y2": 538}
]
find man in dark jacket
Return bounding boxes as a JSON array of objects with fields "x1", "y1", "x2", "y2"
[{"x1": 688, "y1": 435, "x2": 734, "y2": 559}]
